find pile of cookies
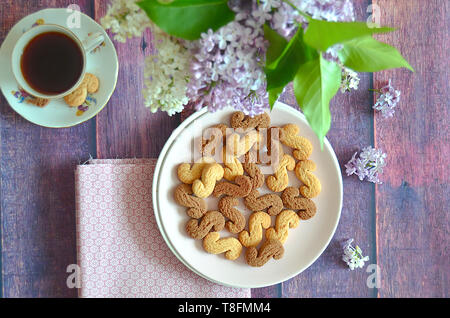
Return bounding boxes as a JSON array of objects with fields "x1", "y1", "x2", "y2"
[{"x1": 174, "y1": 111, "x2": 321, "y2": 267}]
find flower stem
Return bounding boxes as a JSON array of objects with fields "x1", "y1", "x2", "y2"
[{"x1": 281, "y1": 0, "x2": 311, "y2": 21}]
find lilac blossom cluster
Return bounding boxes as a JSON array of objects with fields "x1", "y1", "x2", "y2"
[
  {"x1": 373, "y1": 80, "x2": 401, "y2": 118},
  {"x1": 345, "y1": 146, "x2": 387, "y2": 184},
  {"x1": 186, "y1": 0, "x2": 358, "y2": 116}
]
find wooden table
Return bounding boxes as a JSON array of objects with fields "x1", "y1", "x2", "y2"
[{"x1": 0, "y1": 0, "x2": 448, "y2": 298}]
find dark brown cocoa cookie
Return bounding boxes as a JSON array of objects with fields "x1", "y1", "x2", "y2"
[
  {"x1": 212, "y1": 175, "x2": 252, "y2": 198},
  {"x1": 174, "y1": 184, "x2": 207, "y2": 219},
  {"x1": 245, "y1": 239, "x2": 284, "y2": 267},
  {"x1": 199, "y1": 124, "x2": 228, "y2": 156},
  {"x1": 217, "y1": 196, "x2": 246, "y2": 234},
  {"x1": 242, "y1": 162, "x2": 264, "y2": 190},
  {"x1": 244, "y1": 189, "x2": 283, "y2": 216},
  {"x1": 185, "y1": 211, "x2": 225, "y2": 240},
  {"x1": 281, "y1": 187, "x2": 317, "y2": 220}
]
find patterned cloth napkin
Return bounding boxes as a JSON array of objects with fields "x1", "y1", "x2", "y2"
[{"x1": 75, "y1": 158, "x2": 250, "y2": 298}]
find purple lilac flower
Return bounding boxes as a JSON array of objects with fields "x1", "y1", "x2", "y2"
[
  {"x1": 345, "y1": 146, "x2": 387, "y2": 184},
  {"x1": 186, "y1": 1, "x2": 269, "y2": 116},
  {"x1": 373, "y1": 80, "x2": 401, "y2": 118}
]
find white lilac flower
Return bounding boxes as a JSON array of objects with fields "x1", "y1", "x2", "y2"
[
  {"x1": 373, "y1": 80, "x2": 401, "y2": 118},
  {"x1": 340, "y1": 67, "x2": 360, "y2": 93},
  {"x1": 143, "y1": 28, "x2": 191, "y2": 115},
  {"x1": 101, "y1": 0, "x2": 151, "y2": 42},
  {"x1": 342, "y1": 239, "x2": 369, "y2": 270},
  {"x1": 345, "y1": 146, "x2": 387, "y2": 184}
]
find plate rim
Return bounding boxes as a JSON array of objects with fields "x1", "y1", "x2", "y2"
[
  {"x1": 0, "y1": 8, "x2": 119, "y2": 128},
  {"x1": 152, "y1": 102, "x2": 343, "y2": 288}
]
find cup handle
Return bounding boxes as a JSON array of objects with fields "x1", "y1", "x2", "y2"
[{"x1": 82, "y1": 32, "x2": 104, "y2": 53}]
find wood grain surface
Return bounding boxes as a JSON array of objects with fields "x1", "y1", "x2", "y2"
[{"x1": 0, "y1": 0, "x2": 448, "y2": 298}]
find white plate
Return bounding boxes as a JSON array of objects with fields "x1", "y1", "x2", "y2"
[
  {"x1": 152, "y1": 102, "x2": 343, "y2": 288},
  {"x1": 0, "y1": 8, "x2": 118, "y2": 128}
]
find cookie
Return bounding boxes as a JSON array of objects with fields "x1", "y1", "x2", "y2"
[
  {"x1": 63, "y1": 73, "x2": 99, "y2": 107},
  {"x1": 226, "y1": 130, "x2": 261, "y2": 158},
  {"x1": 294, "y1": 160, "x2": 321, "y2": 198},
  {"x1": 203, "y1": 232, "x2": 243, "y2": 261},
  {"x1": 174, "y1": 184, "x2": 207, "y2": 219},
  {"x1": 64, "y1": 84, "x2": 87, "y2": 107},
  {"x1": 218, "y1": 196, "x2": 246, "y2": 234},
  {"x1": 245, "y1": 239, "x2": 284, "y2": 267},
  {"x1": 266, "y1": 154, "x2": 295, "y2": 192},
  {"x1": 281, "y1": 187, "x2": 317, "y2": 220},
  {"x1": 26, "y1": 96, "x2": 50, "y2": 107},
  {"x1": 221, "y1": 147, "x2": 244, "y2": 181},
  {"x1": 185, "y1": 211, "x2": 225, "y2": 240},
  {"x1": 192, "y1": 163, "x2": 224, "y2": 198},
  {"x1": 265, "y1": 210, "x2": 300, "y2": 244},
  {"x1": 177, "y1": 157, "x2": 215, "y2": 184},
  {"x1": 260, "y1": 127, "x2": 284, "y2": 166},
  {"x1": 238, "y1": 211, "x2": 271, "y2": 247},
  {"x1": 84, "y1": 73, "x2": 100, "y2": 93},
  {"x1": 230, "y1": 111, "x2": 270, "y2": 131},
  {"x1": 279, "y1": 124, "x2": 313, "y2": 160},
  {"x1": 242, "y1": 162, "x2": 264, "y2": 189},
  {"x1": 199, "y1": 124, "x2": 228, "y2": 157},
  {"x1": 212, "y1": 175, "x2": 252, "y2": 198},
  {"x1": 244, "y1": 189, "x2": 283, "y2": 216}
]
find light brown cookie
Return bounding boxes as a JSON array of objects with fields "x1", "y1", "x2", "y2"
[
  {"x1": 279, "y1": 124, "x2": 313, "y2": 160},
  {"x1": 173, "y1": 184, "x2": 207, "y2": 219},
  {"x1": 64, "y1": 85, "x2": 87, "y2": 107},
  {"x1": 244, "y1": 189, "x2": 283, "y2": 216},
  {"x1": 230, "y1": 111, "x2": 270, "y2": 131},
  {"x1": 217, "y1": 196, "x2": 246, "y2": 234},
  {"x1": 266, "y1": 154, "x2": 295, "y2": 192},
  {"x1": 294, "y1": 160, "x2": 321, "y2": 198},
  {"x1": 226, "y1": 130, "x2": 261, "y2": 158},
  {"x1": 213, "y1": 175, "x2": 252, "y2": 198},
  {"x1": 265, "y1": 210, "x2": 300, "y2": 244},
  {"x1": 84, "y1": 73, "x2": 100, "y2": 93},
  {"x1": 185, "y1": 211, "x2": 225, "y2": 240},
  {"x1": 238, "y1": 211, "x2": 271, "y2": 247},
  {"x1": 177, "y1": 157, "x2": 215, "y2": 184},
  {"x1": 281, "y1": 187, "x2": 317, "y2": 220},
  {"x1": 203, "y1": 232, "x2": 243, "y2": 261},
  {"x1": 245, "y1": 239, "x2": 284, "y2": 267},
  {"x1": 63, "y1": 73, "x2": 99, "y2": 107},
  {"x1": 221, "y1": 147, "x2": 244, "y2": 181},
  {"x1": 192, "y1": 163, "x2": 224, "y2": 198}
]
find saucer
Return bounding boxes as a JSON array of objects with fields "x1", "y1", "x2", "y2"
[{"x1": 0, "y1": 8, "x2": 118, "y2": 128}]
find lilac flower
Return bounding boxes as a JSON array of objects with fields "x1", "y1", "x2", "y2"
[
  {"x1": 372, "y1": 80, "x2": 401, "y2": 118},
  {"x1": 342, "y1": 239, "x2": 369, "y2": 270},
  {"x1": 186, "y1": 1, "x2": 270, "y2": 116},
  {"x1": 345, "y1": 146, "x2": 387, "y2": 184}
]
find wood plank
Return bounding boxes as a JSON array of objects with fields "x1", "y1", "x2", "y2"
[
  {"x1": 93, "y1": 1, "x2": 181, "y2": 159},
  {"x1": 281, "y1": 0, "x2": 377, "y2": 297},
  {"x1": 0, "y1": 0, "x2": 95, "y2": 297},
  {"x1": 373, "y1": 0, "x2": 449, "y2": 297}
]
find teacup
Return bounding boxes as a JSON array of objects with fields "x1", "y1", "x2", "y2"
[{"x1": 11, "y1": 23, "x2": 103, "y2": 99}]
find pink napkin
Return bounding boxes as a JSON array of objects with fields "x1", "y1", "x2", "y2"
[{"x1": 75, "y1": 159, "x2": 250, "y2": 298}]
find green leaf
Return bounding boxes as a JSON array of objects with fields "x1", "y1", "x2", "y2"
[
  {"x1": 304, "y1": 19, "x2": 394, "y2": 51},
  {"x1": 265, "y1": 27, "x2": 318, "y2": 91},
  {"x1": 137, "y1": 0, "x2": 235, "y2": 40},
  {"x1": 293, "y1": 55, "x2": 341, "y2": 148},
  {"x1": 338, "y1": 36, "x2": 414, "y2": 72},
  {"x1": 263, "y1": 24, "x2": 288, "y2": 66},
  {"x1": 268, "y1": 86, "x2": 284, "y2": 110}
]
